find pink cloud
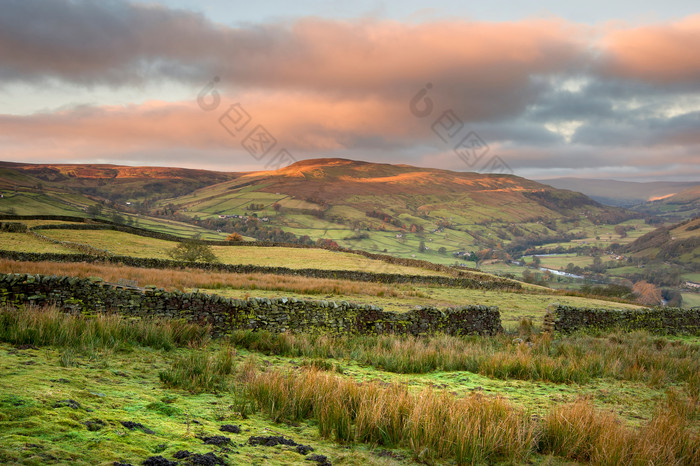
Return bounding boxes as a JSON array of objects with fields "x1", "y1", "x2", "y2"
[{"x1": 600, "y1": 15, "x2": 700, "y2": 83}]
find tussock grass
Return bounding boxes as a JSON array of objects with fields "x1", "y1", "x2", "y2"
[
  {"x1": 539, "y1": 393, "x2": 700, "y2": 465},
  {"x1": 244, "y1": 367, "x2": 536, "y2": 464},
  {"x1": 159, "y1": 346, "x2": 236, "y2": 393},
  {"x1": 0, "y1": 305, "x2": 210, "y2": 351},
  {"x1": 230, "y1": 330, "x2": 700, "y2": 389},
  {"x1": 244, "y1": 367, "x2": 700, "y2": 465}
]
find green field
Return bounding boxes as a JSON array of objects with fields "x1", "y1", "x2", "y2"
[
  {"x1": 681, "y1": 292, "x2": 700, "y2": 308},
  {"x1": 0, "y1": 311, "x2": 697, "y2": 465},
  {"x1": 212, "y1": 285, "x2": 640, "y2": 330},
  {"x1": 2, "y1": 195, "x2": 700, "y2": 465},
  {"x1": 0, "y1": 232, "x2": 73, "y2": 254},
  {"x1": 522, "y1": 254, "x2": 594, "y2": 270},
  {"x1": 36, "y1": 228, "x2": 450, "y2": 276}
]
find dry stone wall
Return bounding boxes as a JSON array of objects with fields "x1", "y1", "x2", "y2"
[
  {"x1": 546, "y1": 303, "x2": 700, "y2": 335},
  {"x1": 0, "y1": 273, "x2": 503, "y2": 337}
]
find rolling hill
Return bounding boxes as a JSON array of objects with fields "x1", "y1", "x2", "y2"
[
  {"x1": 631, "y1": 185, "x2": 700, "y2": 220},
  {"x1": 0, "y1": 158, "x2": 633, "y2": 263},
  {"x1": 536, "y1": 177, "x2": 698, "y2": 208},
  {"x1": 155, "y1": 158, "x2": 634, "y2": 261},
  {"x1": 623, "y1": 216, "x2": 700, "y2": 267},
  {"x1": 0, "y1": 161, "x2": 240, "y2": 202}
]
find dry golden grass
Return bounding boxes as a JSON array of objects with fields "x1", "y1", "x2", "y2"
[
  {"x1": 245, "y1": 365, "x2": 700, "y2": 465},
  {"x1": 539, "y1": 393, "x2": 700, "y2": 465},
  {"x1": 244, "y1": 366, "x2": 537, "y2": 464},
  {"x1": 0, "y1": 259, "x2": 416, "y2": 298}
]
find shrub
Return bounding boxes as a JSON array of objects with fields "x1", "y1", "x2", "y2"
[{"x1": 168, "y1": 239, "x2": 218, "y2": 263}]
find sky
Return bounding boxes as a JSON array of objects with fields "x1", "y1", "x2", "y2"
[{"x1": 1, "y1": 0, "x2": 699, "y2": 181}]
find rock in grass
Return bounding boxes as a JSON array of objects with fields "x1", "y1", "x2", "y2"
[
  {"x1": 53, "y1": 399, "x2": 81, "y2": 409},
  {"x1": 219, "y1": 424, "x2": 240, "y2": 434},
  {"x1": 306, "y1": 454, "x2": 332, "y2": 465},
  {"x1": 187, "y1": 453, "x2": 225, "y2": 465},
  {"x1": 84, "y1": 419, "x2": 106, "y2": 431},
  {"x1": 201, "y1": 435, "x2": 231, "y2": 446},
  {"x1": 142, "y1": 456, "x2": 176, "y2": 466},
  {"x1": 248, "y1": 435, "x2": 298, "y2": 447},
  {"x1": 173, "y1": 450, "x2": 192, "y2": 459},
  {"x1": 120, "y1": 421, "x2": 155, "y2": 434},
  {"x1": 296, "y1": 445, "x2": 314, "y2": 455},
  {"x1": 174, "y1": 450, "x2": 227, "y2": 465}
]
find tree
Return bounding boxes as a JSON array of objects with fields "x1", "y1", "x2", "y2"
[
  {"x1": 589, "y1": 255, "x2": 606, "y2": 273},
  {"x1": 614, "y1": 225, "x2": 627, "y2": 238},
  {"x1": 86, "y1": 204, "x2": 102, "y2": 217},
  {"x1": 226, "y1": 232, "x2": 243, "y2": 242},
  {"x1": 632, "y1": 281, "x2": 663, "y2": 306},
  {"x1": 110, "y1": 212, "x2": 125, "y2": 224},
  {"x1": 168, "y1": 239, "x2": 217, "y2": 263},
  {"x1": 418, "y1": 240, "x2": 426, "y2": 253},
  {"x1": 438, "y1": 246, "x2": 447, "y2": 254}
]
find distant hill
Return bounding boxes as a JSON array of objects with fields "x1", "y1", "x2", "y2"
[
  {"x1": 630, "y1": 185, "x2": 700, "y2": 221},
  {"x1": 0, "y1": 158, "x2": 632, "y2": 261},
  {"x1": 623, "y1": 216, "x2": 700, "y2": 267},
  {"x1": 171, "y1": 157, "x2": 613, "y2": 222},
  {"x1": 0, "y1": 162, "x2": 240, "y2": 202},
  {"x1": 536, "y1": 177, "x2": 698, "y2": 208}
]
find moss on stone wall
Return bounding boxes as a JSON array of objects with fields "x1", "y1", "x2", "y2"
[
  {"x1": 546, "y1": 303, "x2": 700, "y2": 335},
  {"x1": 0, "y1": 273, "x2": 502, "y2": 337}
]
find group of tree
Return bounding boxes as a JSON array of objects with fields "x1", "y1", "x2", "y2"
[{"x1": 366, "y1": 210, "x2": 404, "y2": 229}]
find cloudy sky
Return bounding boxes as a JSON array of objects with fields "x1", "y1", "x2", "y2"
[{"x1": 1, "y1": 0, "x2": 699, "y2": 181}]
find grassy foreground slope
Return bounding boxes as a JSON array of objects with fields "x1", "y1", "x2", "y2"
[
  {"x1": 1, "y1": 213, "x2": 699, "y2": 465},
  {"x1": 0, "y1": 307, "x2": 698, "y2": 465}
]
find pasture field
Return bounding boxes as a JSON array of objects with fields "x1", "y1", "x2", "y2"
[
  {"x1": 40, "y1": 229, "x2": 174, "y2": 259},
  {"x1": 681, "y1": 292, "x2": 700, "y2": 308},
  {"x1": 0, "y1": 257, "x2": 640, "y2": 331},
  {"x1": 0, "y1": 307, "x2": 698, "y2": 465},
  {"x1": 1, "y1": 222, "x2": 699, "y2": 465},
  {"x1": 0, "y1": 192, "x2": 91, "y2": 217},
  {"x1": 34, "y1": 228, "x2": 454, "y2": 276},
  {"x1": 522, "y1": 254, "x2": 594, "y2": 270},
  {"x1": 0, "y1": 232, "x2": 73, "y2": 254}
]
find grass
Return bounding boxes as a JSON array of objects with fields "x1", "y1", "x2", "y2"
[
  {"x1": 0, "y1": 342, "x2": 391, "y2": 465},
  {"x1": 245, "y1": 366, "x2": 537, "y2": 464},
  {"x1": 229, "y1": 330, "x2": 700, "y2": 391},
  {"x1": 159, "y1": 346, "x2": 236, "y2": 393},
  {"x1": 0, "y1": 232, "x2": 73, "y2": 254},
  {"x1": 245, "y1": 365, "x2": 700, "y2": 465},
  {"x1": 539, "y1": 394, "x2": 700, "y2": 465},
  {"x1": 681, "y1": 292, "x2": 700, "y2": 309},
  {"x1": 0, "y1": 259, "x2": 426, "y2": 299},
  {"x1": 0, "y1": 305, "x2": 210, "y2": 351},
  {"x1": 34, "y1": 228, "x2": 451, "y2": 275},
  {"x1": 39, "y1": 229, "x2": 174, "y2": 259},
  {"x1": 1, "y1": 305, "x2": 698, "y2": 465}
]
